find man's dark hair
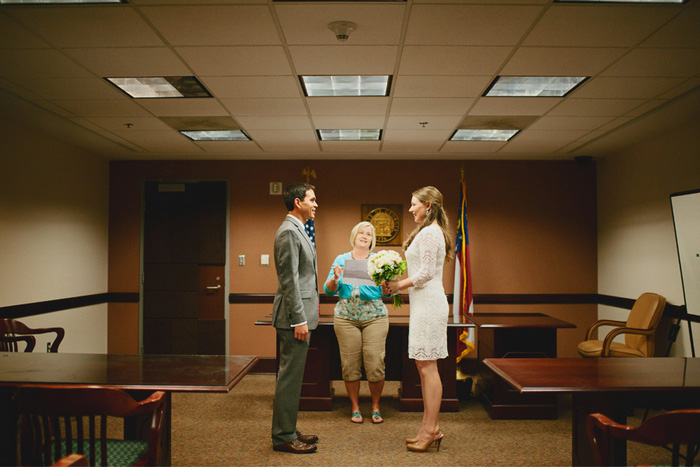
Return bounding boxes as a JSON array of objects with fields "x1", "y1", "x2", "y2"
[{"x1": 283, "y1": 183, "x2": 315, "y2": 211}]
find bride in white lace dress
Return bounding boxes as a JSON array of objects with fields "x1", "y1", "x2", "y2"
[{"x1": 384, "y1": 186, "x2": 453, "y2": 454}]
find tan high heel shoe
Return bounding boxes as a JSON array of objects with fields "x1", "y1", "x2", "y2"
[
  {"x1": 406, "y1": 429, "x2": 441, "y2": 444},
  {"x1": 407, "y1": 431, "x2": 444, "y2": 452}
]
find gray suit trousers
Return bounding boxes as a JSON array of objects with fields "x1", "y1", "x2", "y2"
[{"x1": 271, "y1": 328, "x2": 311, "y2": 445}]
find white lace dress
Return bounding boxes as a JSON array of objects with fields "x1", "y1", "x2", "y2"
[{"x1": 406, "y1": 224, "x2": 449, "y2": 360}]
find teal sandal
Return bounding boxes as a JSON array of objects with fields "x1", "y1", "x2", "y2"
[
  {"x1": 351, "y1": 411, "x2": 363, "y2": 423},
  {"x1": 371, "y1": 411, "x2": 383, "y2": 424}
]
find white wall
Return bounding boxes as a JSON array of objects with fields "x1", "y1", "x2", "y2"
[
  {"x1": 597, "y1": 117, "x2": 700, "y2": 357},
  {"x1": 0, "y1": 115, "x2": 110, "y2": 353}
]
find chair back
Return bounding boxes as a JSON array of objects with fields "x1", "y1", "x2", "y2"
[
  {"x1": 0, "y1": 318, "x2": 64, "y2": 352},
  {"x1": 587, "y1": 410, "x2": 700, "y2": 466},
  {"x1": 14, "y1": 385, "x2": 165, "y2": 467},
  {"x1": 625, "y1": 293, "x2": 666, "y2": 356}
]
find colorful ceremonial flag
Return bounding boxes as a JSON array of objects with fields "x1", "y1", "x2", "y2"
[
  {"x1": 304, "y1": 219, "x2": 316, "y2": 246},
  {"x1": 453, "y1": 179, "x2": 475, "y2": 363}
]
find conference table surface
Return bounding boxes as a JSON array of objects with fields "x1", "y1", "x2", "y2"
[
  {"x1": 0, "y1": 352, "x2": 258, "y2": 465},
  {"x1": 483, "y1": 357, "x2": 700, "y2": 465}
]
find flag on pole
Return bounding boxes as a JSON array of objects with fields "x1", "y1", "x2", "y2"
[
  {"x1": 453, "y1": 178, "x2": 474, "y2": 363},
  {"x1": 305, "y1": 219, "x2": 316, "y2": 246}
]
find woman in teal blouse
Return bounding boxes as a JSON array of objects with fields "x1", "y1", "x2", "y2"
[{"x1": 324, "y1": 221, "x2": 389, "y2": 424}]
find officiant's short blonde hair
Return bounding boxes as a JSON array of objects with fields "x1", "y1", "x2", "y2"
[{"x1": 350, "y1": 221, "x2": 377, "y2": 251}]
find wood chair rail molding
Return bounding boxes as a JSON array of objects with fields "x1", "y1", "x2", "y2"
[{"x1": 0, "y1": 292, "x2": 691, "y2": 321}]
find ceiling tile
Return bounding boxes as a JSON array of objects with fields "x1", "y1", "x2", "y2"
[
  {"x1": 64, "y1": 48, "x2": 190, "y2": 77},
  {"x1": 6, "y1": 6, "x2": 164, "y2": 48},
  {"x1": 390, "y1": 98, "x2": 473, "y2": 116},
  {"x1": 573, "y1": 77, "x2": 685, "y2": 99},
  {"x1": 381, "y1": 129, "x2": 451, "y2": 152},
  {"x1": 177, "y1": 47, "x2": 292, "y2": 76},
  {"x1": 405, "y1": 5, "x2": 543, "y2": 46},
  {"x1": 201, "y1": 76, "x2": 301, "y2": 99},
  {"x1": 139, "y1": 6, "x2": 280, "y2": 46},
  {"x1": 0, "y1": 12, "x2": 49, "y2": 49},
  {"x1": 523, "y1": 5, "x2": 679, "y2": 48},
  {"x1": 320, "y1": 141, "x2": 383, "y2": 152},
  {"x1": 601, "y1": 48, "x2": 700, "y2": 77},
  {"x1": 20, "y1": 78, "x2": 123, "y2": 100},
  {"x1": 195, "y1": 141, "x2": 262, "y2": 154},
  {"x1": 275, "y1": 3, "x2": 405, "y2": 45},
  {"x1": 289, "y1": 46, "x2": 398, "y2": 74},
  {"x1": 237, "y1": 116, "x2": 312, "y2": 130},
  {"x1": 441, "y1": 141, "x2": 506, "y2": 153},
  {"x1": 307, "y1": 97, "x2": 388, "y2": 116},
  {"x1": 386, "y1": 116, "x2": 462, "y2": 130},
  {"x1": 393, "y1": 76, "x2": 492, "y2": 98},
  {"x1": 528, "y1": 115, "x2": 614, "y2": 131},
  {"x1": 312, "y1": 115, "x2": 385, "y2": 128},
  {"x1": 640, "y1": 8, "x2": 700, "y2": 48},
  {"x1": 136, "y1": 98, "x2": 229, "y2": 117},
  {"x1": 0, "y1": 50, "x2": 92, "y2": 79},
  {"x1": 547, "y1": 98, "x2": 647, "y2": 117},
  {"x1": 222, "y1": 98, "x2": 307, "y2": 116},
  {"x1": 51, "y1": 99, "x2": 153, "y2": 118},
  {"x1": 85, "y1": 116, "x2": 172, "y2": 132},
  {"x1": 399, "y1": 46, "x2": 513, "y2": 75},
  {"x1": 111, "y1": 130, "x2": 204, "y2": 153},
  {"x1": 469, "y1": 97, "x2": 559, "y2": 116},
  {"x1": 248, "y1": 130, "x2": 320, "y2": 152},
  {"x1": 501, "y1": 47, "x2": 627, "y2": 76}
]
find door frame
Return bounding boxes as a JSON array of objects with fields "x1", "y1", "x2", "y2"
[{"x1": 138, "y1": 179, "x2": 230, "y2": 355}]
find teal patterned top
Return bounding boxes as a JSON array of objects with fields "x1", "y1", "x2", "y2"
[{"x1": 324, "y1": 252, "x2": 388, "y2": 321}]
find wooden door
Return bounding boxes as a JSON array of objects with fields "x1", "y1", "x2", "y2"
[{"x1": 142, "y1": 181, "x2": 227, "y2": 355}]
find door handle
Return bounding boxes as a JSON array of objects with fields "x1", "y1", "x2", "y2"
[{"x1": 206, "y1": 285, "x2": 221, "y2": 290}]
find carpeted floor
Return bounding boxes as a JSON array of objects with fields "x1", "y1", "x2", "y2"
[{"x1": 170, "y1": 374, "x2": 678, "y2": 467}]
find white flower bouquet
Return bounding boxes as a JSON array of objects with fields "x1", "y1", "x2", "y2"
[{"x1": 368, "y1": 250, "x2": 407, "y2": 308}]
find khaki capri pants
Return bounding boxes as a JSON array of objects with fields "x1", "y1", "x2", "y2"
[{"x1": 333, "y1": 315, "x2": 389, "y2": 382}]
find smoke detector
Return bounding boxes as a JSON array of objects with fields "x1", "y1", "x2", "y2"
[{"x1": 328, "y1": 21, "x2": 357, "y2": 42}]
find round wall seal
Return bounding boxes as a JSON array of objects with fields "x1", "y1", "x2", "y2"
[{"x1": 367, "y1": 207, "x2": 400, "y2": 244}]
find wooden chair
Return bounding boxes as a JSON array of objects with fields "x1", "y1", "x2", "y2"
[
  {"x1": 0, "y1": 318, "x2": 65, "y2": 352},
  {"x1": 577, "y1": 292, "x2": 666, "y2": 357},
  {"x1": 14, "y1": 385, "x2": 166, "y2": 466},
  {"x1": 587, "y1": 410, "x2": 700, "y2": 466},
  {"x1": 52, "y1": 454, "x2": 88, "y2": 467}
]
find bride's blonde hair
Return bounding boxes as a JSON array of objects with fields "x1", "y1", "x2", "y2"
[{"x1": 403, "y1": 186, "x2": 454, "y2": 260}]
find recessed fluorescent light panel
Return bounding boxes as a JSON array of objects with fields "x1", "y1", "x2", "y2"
[
  {"x1": 0, "y1": 0, "x2": 124, "y2": 3},
  {"x1": 317, "y1": 129, "x2": 382, "y2": 141},
  {"x1": 180, "y1": 130, "x2": 250, "y2": 141},
  {"x1": 301, "y1": 76, "x2": 391, "y2": 97},
  {"x1": 484, "y1": 76, "x2": 588, "y2": 97},
  {"x1": 450, "y1": 129, "x2": 519, "y2": 142},
  {"x1": 106, "y1": 77, "x2": 211, "y2": 99}
]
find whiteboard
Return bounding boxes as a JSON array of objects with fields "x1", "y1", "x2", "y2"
[{"x1": 670, "y1": 189, "x2": 700, "y2": 355}]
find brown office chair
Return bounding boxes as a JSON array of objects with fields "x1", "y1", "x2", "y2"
[
  {"x1": 0, "y1": 318, "x2": 65, "y2": 352},
  {"x1": 587, "y1": 410, "x2": 700, "y2": 466},
  {"x1": 14, "y1": 385, "x2": 166, "y2": 467},
  {"x1": 577, "y1": 292, "x2": 666, "y2": 357}
]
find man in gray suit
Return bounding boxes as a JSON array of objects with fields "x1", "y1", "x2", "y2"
[{"x1": 271, "y1": 183, "x2": 320, "y2": 454}]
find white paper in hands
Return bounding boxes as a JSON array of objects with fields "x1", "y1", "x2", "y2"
[{"x1": 342, "y1": 259, "x2": 375, "y2": 286}]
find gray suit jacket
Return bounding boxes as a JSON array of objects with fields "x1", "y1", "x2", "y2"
[{"x1": 272, "y1": 216, "x2": 319, "y2": 330}]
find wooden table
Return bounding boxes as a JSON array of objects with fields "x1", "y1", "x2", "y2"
[
  {"x1": 0, "y1": 352, "x2": 258, "y2": 465},
  {"x1": 258, "y1": 314, "x2": 473, "y2": 412},
  {"x1": 483, "y1": 357, "x2": 700, "y2": 466},
  {"x1": 469, "y1": 312, "x2": 575, "y2": 419}
]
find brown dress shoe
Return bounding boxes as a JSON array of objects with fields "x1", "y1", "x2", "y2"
[
  {"x1": 273, "y1": 438, "x2": 317, "y2": 454},
  {"x1": 297, "y1": 433, "x2": 318, "y2": 444}
]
